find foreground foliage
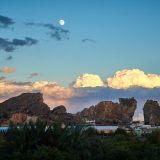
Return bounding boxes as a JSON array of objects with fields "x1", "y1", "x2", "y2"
[{"x1": 1, "y1": 121, "x2": 160, "y2": 160}]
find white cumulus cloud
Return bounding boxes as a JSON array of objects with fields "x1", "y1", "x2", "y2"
[
  {"x1": 107, "y1": 69, "x2": 160, "y2": 89},
  {"x1": 72, "y1": 73, "x2": 104, "y2": 88}
]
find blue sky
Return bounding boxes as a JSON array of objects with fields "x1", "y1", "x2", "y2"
[{"x1": 0, "y1": 0, "x2": 160, "y2": 86}]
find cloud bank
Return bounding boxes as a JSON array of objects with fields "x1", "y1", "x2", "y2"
[{"x1": 0, "y1": 80, "x2": 74, "y2": 108}]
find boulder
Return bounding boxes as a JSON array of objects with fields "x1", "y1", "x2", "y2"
[
  {"x1": 49, "y1": 105, "x2": 80, "y2": 125},
  {"x1": 119, "y1": 97, "x2": 137, "y2": 122},
  {"x1": 143, "y1": 100, "x2": 160, "y2": 126},
  {"x1": 51, "y1": 105, "x2": 67, "y2": 114}
]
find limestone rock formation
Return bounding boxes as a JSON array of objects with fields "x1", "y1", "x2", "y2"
[
  {"x1": 76, "y1": 106, "x2": 95, "y2": 120},
  {"x1": 143, "y1": 100, "x2": 160, "y2": 126},
  {"x1": 49, "y1": 105, "x2": 80, "y2": 125},
  {"x1": 119, "y1": 98, "x2": 137, "y2": 122},
  {"x1": 10, "y1": 113, "x2": 27, "y2": 124},
  {"x1": 0, "y1": 93, "x2": 50, "y2": 120},
  {"x1": 76, "y1": 97, "x2": 137, "y2": 125},
  {"x1": 51, "y1": 105, "x2": 67, "y2": 114},
  {"x1": 10, "y1": 113, "x2": 38, "y2": 124},
  {"x1": 0, "y1": 93, "x2": 79, "y2": 125},
  {"x1": 0, "y1": 92, "x2": 137, "y2": 126}
]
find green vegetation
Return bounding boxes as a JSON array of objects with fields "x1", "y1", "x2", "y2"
[{"x1": 1, "y1": 121, "x2": 160, "y2": 160}]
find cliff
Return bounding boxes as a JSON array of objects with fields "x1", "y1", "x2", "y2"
[
  {"x1": 143, "y1": 100, "x2": 160, "y2": 126},
  {"x1": 0, "y1": 93, "x2": 78, "y2": 125},
  {"x1": 0, "y1": 93, "x2": 137, "y2": 125},
  {"x1": 76, "y1": 97, "x2": 137, "y2": 125},
  {"x1": 0, "y1": 92, "x2": 50, "y2": 118}
]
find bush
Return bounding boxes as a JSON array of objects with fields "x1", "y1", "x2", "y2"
[{"x1": 1, "y1": 122, "x2": 160, "y2": 160}]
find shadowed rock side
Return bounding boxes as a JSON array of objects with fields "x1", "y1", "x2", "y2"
[
  {"x1": 76, "y1": 97, "x2": 137, "y2": 125},
  {"x1": 119, "y1": 98, "x2": 137, "y2": 122},
  {"x1": 0, "y1": 93, "x2": 50, "y2": 118},
  {"x1": 0, "y1": 93, "x2": 79, "y2": 125},
  {"x1": 143, "y1": 100, "x2": 160, "y2": 126},
  {"x1": 49, "y1": 105, "x2": 80, "y2": 124}
]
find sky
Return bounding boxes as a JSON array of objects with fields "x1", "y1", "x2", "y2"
[{"x1": 0, "y1": 0, "x2": 160, "y2": 120}]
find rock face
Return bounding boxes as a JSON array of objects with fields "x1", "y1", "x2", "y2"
[
  {"x1": 49, "y1": 105, "x2": 80, "y2": 125},
  {"x1": 0, "y1": 93, "x2": 79, "y2": 125},
  {"x1": 0, "y1": 92, "x2": 137, "y2": 126},
  {"x1": 51, "y1": 105, "x2": 67, "y2": 114},
  {"x1": 10, "y1": 113, "x2": 27, "y2": 124},
  {"x1": 76, "y1": 97, "x2": 137, "y2": 125},
  {"x1": 0, "y1": 93, "x2": 50, "y2": 120},
  {"x1": 143, "y1": 100, "x2": 160, "y2": 126},
  {"x1": 119, "y1": 98, "x2": 137, "y2": 123},
  {"x1": 10, "y1": 113, "x2": 38, "y2": 124}
]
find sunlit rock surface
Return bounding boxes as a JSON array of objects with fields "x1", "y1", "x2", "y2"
[{"x1": 76, "y1": 97, "x2": 137, "y2": 125}]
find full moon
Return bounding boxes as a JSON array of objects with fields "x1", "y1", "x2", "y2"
[{"x1": 59, "y1": 19, "x2": 65, "y2": 26}]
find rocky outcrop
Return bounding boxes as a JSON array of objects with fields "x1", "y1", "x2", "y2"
[
  {"x1": 76, "y1": 97, "x2": 137, "y2": 125},
  {"x1": 119, "y1": 98, "x2": 137, "y2": 122},
  {"x1": 49, "y1": 105, "x2": 80, "y2": 125},
  {"x1": 0, "y1": 92, "x2": 137, "y2": 126},
  {"x1": 76, "y1": 106, "x2": 95, "y2": 120},
  {"x1": 51, "y1": 105, "x2": 67, "y2": 114},
  {"x1": 10, "y1": 113, "x2": 38, "y2": 124},
  {"x1": 143, "y1": 100, "x2": 160, "y2": 126},
  {"x1": 10, "y1": 113, "x2": 27, "y2": 124},
  {"x1": 0, "y1": 93, "x2": 79, "y2": 125},
  {"x1": 0, "y1": 93, "x2": 50, "y2": 120}
]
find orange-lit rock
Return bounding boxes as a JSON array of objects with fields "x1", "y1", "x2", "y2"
[
  {"x1": 10, "y1": 113, "x2": 27, "y2": 123},
  {"x1": 76, "y1": 97, "x2": 137, "y2": 125}
]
